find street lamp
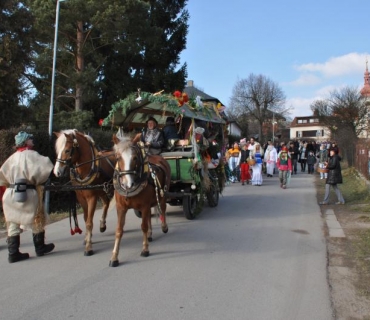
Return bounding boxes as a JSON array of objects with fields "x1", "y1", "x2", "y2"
[
  {"x1": 48, "y1": 0, "x2": 67, "y2": 138},
  {"x1": 46, "y1": 0, "x2": 67, "y2": 214},
  {"x1": 272, "y1": 112, "x2": 277, "y2": 142}
]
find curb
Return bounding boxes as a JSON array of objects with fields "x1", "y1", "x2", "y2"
[{"x1": 325, "y1": 208, "x2": 345, "y2": 238}]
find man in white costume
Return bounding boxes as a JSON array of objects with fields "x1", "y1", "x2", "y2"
[
  {"x1": 264, "y1": 141, "x2": 277, "y2": 177},
  {"x1": 0, "y1": 131, "x2": 55, "y2": 263}
]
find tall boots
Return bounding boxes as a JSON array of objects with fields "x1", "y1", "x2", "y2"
[
  {"x1": 33, "y1": 231, "x2": 55, "y2": 256},
  {"x1": 7, "y1": 235, "x2": 29, "y2": 263}
]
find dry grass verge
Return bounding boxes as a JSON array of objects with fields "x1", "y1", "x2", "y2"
[{"x1": 316, "y1": 165, "x2": 370, "y2": 318}]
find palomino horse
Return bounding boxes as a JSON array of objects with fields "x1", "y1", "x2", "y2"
[
  {"x1": 53, "y1": 129, "x2": 116, "y2": 256},
  {"x1": 109, "y1": 133, "x2": 171, "y2": 267}
]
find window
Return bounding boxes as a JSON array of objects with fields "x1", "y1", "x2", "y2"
[{"x1": 302, "y1": 130, "x2": 318, "y2": 137}]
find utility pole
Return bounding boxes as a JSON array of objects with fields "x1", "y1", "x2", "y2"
[{"x1": 45, "y1": 0, "x2": 67, "y2": 215}]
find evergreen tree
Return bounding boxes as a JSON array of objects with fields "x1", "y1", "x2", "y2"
[
  {"x1": 27, "y1": 0, "x2": 188, "y2": 124},
  {"x1": 0, "y1": 1, "x2": 34, "y2": 128}
]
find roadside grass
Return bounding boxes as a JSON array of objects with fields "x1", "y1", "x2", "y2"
[
  {"x1": 336, "y1": 166, "x2": 370, "y2": 298},
  {"x1": 341, "y1": 167, "x2": 370, "y2": 204},
  {"x1": 352, "y1": 229, "x2": 370, "y2": 297},
  {"x1": 316, "y1": 164, "x2": 370, "y2": 298}
]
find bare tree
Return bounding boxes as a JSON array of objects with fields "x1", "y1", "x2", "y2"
[
  {"x1": 310, "y1": 86, "x2": 368, "y2": 165},
  {"x1": 228, "y1": 74, "x2": 288, "y2": 141}
]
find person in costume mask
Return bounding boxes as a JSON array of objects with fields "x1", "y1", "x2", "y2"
[{"x1": 0, "y1": 131, "x2": 55, "y2": 263}]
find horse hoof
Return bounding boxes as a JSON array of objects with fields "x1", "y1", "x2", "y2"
[
  {"x1": 109, "y1": 260, "x2": 119, "y2": 267},
  {"x1": 84, "y1": 250, "x2": 94, "y2": 256},
  {"x1": 140, "y1": 250, "x2": 150, "y2": 257},
  {"x1": 100, "y1": 226, "x2": 106, "y2": 233},
  {"x1": 148, "y1": 236, "x2": 153, "y2": 242},
  {"x1": 162, "y1": 226, "x2": 168, "y2": 234}
]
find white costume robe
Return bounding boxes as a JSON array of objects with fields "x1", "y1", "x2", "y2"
[
  {"x1": 0, "y1": 150, "x2": 53, "y2": 227},
  {"x1": 264, "y1": 146, "x2": 277, "y2": 176}
]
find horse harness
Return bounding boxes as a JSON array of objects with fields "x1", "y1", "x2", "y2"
[
  {"x1": 55, "y1": 133, "x2": 115, "y2": 194},
  {"x1": 113, "y1": 142, "x2": 167, "y2": 214}
]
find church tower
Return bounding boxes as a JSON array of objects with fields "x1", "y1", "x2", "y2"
[{"x1": 360, "y1": 60, "x2": 370, "y2": 98}]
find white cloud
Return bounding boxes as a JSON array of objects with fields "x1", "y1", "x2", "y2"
[
  {"x1": 295, "y1": 52, "x2": 368, "y2": 78},
  {"x1": 284, "y1": 53, "x2": 368, "y2": 118},
  {"x1": 287, "y1": 97, "x2": 316, "y2": 117},
  {"x1": 290, "y1": 74, "x2": 322, "y2": 86},
  {"x1": 314, "y1": 85, "x2": 337, "y2": 97}
]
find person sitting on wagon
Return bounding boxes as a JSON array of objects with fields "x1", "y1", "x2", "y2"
[
  {"x1": 134, "y1": 117, "x2": 164, "y2": 155},
  {"x1": 0, "y1": 131, "x2": 55, "y2": 263},
  {"x1": 162, "y1": 116, "x2": 180, "y2": 151}
]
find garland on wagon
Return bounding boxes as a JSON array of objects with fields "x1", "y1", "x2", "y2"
[{"x1": 102, "y1": 90, "x2": 226, "y2": 127}]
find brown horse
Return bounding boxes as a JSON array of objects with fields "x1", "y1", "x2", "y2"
[
  {"x1": 53, "y1": 129, "x2": 116, "y2": 256},
  {"x1": 109, "y1": 133, "x2": 171, "y2": 267}
]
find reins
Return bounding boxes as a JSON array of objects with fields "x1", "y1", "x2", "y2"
[
  {"x1": 114, "y1": 141, "x2": 167, "y2": 217},
  {"x1": 57, "y1": 133, "x2": 114, "y2": 186}
]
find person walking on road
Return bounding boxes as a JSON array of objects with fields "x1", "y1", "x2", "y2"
[
  {"x1": 299, "y1": 142, "x2": 308, "y2": 172},
  {"x1": 318, "y1": 144, "x2": 329, "y2": 180},
  {"x1": 264, "y1": 141, "x2": 277, "y2": 177},
  {"x1": 0, "y1": 131, "x2": 55, "y2": 263},
  {"x1": 227, "y1": 142, "x2": 241, "y2": 182},
  {"x1": 307, "y1": 150, "x2": 317, "y2": 174},
  {"x1": 319, "y1": 148, "x2": 345, "y2": 205},
  {"x1": 250, "y1": 142, "x2": 264, "y2": 186},
  {"x1": 276, "y1": 146, "x2": 292, "y2": 189},
  {"x1": 238, "y1": 139, "x2": 251, "y2": 185},
  {"x1": 288, "y1": 141, "x2": 299, "y2": 174}
]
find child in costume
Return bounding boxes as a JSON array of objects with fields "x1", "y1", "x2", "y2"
[{"x1": 276, "y1": 146, "x2": 292, "y2": 189}]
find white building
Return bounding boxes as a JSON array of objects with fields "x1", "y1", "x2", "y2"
[
  {"x1": 290, "y1": 116, "x2": 330, "y2": 141},
  {"x1": 227, "y1": 120, "x2": 242, "y2": 137}
]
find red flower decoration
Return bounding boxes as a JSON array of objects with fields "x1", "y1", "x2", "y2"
[
  {"x1": 98, "y1": 119, "x2": 104, "y2": 126},
  {"x1": 182, "y1": 93, "x2": 189, "y2": 103},
  {"x1": 173, "y1": 90, "x2": 188, "y2": 106},
  {"x1": 173, "y1": 91, "x2": 182, "y2": 98}
]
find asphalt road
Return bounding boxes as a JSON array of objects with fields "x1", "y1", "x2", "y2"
[{"x1": 0, "y1": 172, "x2": 333, "y2": 320}]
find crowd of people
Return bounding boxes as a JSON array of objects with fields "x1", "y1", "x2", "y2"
[{"x1": 225, "y1": 138, "x2": 344, "y2": 199}]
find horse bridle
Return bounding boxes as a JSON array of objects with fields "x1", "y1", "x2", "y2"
[
  {"x1": 56, "y1": 134, "x2": 112, "y2": 185},
  {"x1": 56, "y1": 137, "x2": 79, "y2": 166},
  {"x1": 114, "y1": 144, "x2": 147, "y2": 182}
]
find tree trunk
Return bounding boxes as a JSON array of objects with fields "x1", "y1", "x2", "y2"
[
  {"x1": 75, "y1": 21, "x2": 84, "y2": 111},
  {"x1": 258, "y1": 120, "x2": 263, "y2": 142}
]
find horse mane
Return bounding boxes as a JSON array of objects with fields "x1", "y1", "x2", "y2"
[
  {"x1": 114, "y1": 136, "x2": 132, "y2": 154},
  {"x1": 55, "y1": 129, "x2": 95, "y2": 153}
]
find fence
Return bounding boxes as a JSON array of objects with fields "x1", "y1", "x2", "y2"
[{"x1": 355, "y1": 141, "x2": 370, "y2": 180}]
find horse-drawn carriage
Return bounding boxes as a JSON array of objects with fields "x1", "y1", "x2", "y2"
[
  {"x1": 103, "y1": 90, "x2": 227, "y2": 220},
  {"x1": 49, "y1": 90, "x2": 227, "y2": 266}
]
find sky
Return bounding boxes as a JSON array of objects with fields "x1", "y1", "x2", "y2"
[{"x1": 180, "y1": 0, "x2": 370, "y2": 119}]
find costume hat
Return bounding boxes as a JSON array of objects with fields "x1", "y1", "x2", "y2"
[
  {"x1": 15, "y1": 131, "x2": 33, "y2": 147},
  {"x1": 239, "y1": 138, "x2": 247, "y2": 146},
  {"x1": 146, "y1": 117, "x2": 158, "y2": 125},
  {"x1": 281, "y1": 146, "x2": 288, "y2": 153}
]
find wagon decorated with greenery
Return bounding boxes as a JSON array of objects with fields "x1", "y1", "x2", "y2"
[{"x1": 103, "y1": 90, "x2": 227, "y2": 219}]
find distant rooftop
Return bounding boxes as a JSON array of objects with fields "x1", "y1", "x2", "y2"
[{"x1": 184, "y1": 80, "x2": 224, "y2": 105}]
